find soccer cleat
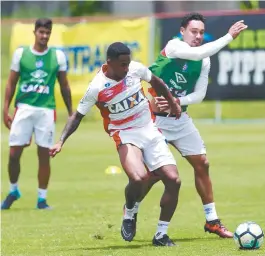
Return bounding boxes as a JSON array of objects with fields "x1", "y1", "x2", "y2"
[
  {"x1": 204, "y1": 219, "x2": 233, "y2": 238},
  {"x1": 123, "y1": 205, "x2": 137, "y2": 239},
  {"x1": 1, "y1": 190, "x2": 21, "y2": 210},
  {"x1": 152, "y1": 234, "x2": 176, "y2": 246},
  {"x1": 37, "y1": 199, "x2": 51, "y2": 210},
  {"x1": 121, "y1": 218, "x2": 136, "y2": 242}
]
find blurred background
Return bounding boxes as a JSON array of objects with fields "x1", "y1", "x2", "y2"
[
  {"x1": 1, "y1": 1, "x2": 265, "y2": 122},
  {"x1": 1, "y1": 2, "x2": 265, "y2": 255}
]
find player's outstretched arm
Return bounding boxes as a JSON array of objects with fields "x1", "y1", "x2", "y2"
[
  {"x1": 149, "y1": 74, "x2": 181, "y2": 118},
  {"x1": 49, "y1": 111, "x2": 84, "y2": 157},
  {"x1": 166, "y1": 20, "x2": 248, "y2": 61}
]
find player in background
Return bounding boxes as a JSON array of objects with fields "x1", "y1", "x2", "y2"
[
  {"x1": 2, "y1": 18, "x2": 72, "y2": 210},
  {"x1": 50, "y1": 42, "x2": 182, "y2": 246},
  {"x1": 131, "y1": 13, "x2": 248, "y2": 238}
]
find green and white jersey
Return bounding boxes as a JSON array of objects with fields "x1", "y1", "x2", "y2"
[
  {"x1": 11, "y1": 46, "x2": 67, "y2": 109},
  {"x1": 149, "y1": 38, "x2": 211, "y2": 112}
]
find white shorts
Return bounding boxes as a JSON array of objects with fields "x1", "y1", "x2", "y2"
[
  {"x1": 155, "y1": 112, "x2": 206, "y2": 156},
  {"x1": 112, "y1": 121, "x2": 176, "y2": 171},
  {"x1": 9, "y1": 104, "x2": 56, "y2": 148}
]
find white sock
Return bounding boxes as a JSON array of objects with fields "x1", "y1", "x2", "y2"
[
  {"x1": 203, "y1": 202, "x2": 218, "y2": 221},
  {"x1": 124, "y1": 206, "x2": 134, "y2": 220},
  {"x1": 134, "y1": 202, "x2": 140, "y2": 213},
  {"x1": 10, "y1": 183, "x2": 18, "y2": 192},
  {"x1": 155, "y1": 221, "x2": 169, "y2": 239},
  {"x1": 38, "y1": 188, "x2": 47, "y2": 199}
]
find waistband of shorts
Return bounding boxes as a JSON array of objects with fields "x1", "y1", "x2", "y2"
[{"x1": 153, "y1": 112, "x2": 187, "y2": 118}]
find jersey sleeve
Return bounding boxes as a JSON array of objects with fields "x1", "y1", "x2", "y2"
[
  {"x1": 165, "y1": 34, "x2": 233, "y2": 61},
  {"x1": 179, "y1": 57, "x2": 211, "y2": 106},
  {"x1": 10, "y1": 48, "x2": 24, "y2": 72},
  {"x1": 130, "y1": 61, "x2": 152, "y2": 82},
  {"x1": 77, "y1": 82, "x2": 99, "y2": 115},
  {"x1": 56, "y1": 49, "x2": 67, "y2": 72}
]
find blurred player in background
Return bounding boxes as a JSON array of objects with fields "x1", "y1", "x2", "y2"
[
  {"x1": 50, "y1": 42, "x2": 183, "y2": 246},
  {"x1": 2, "y1": 18, "x2": 72, "y2": 210},
  {"x1": 132, "y1": 13, "x2": 248, "y2": 238}
]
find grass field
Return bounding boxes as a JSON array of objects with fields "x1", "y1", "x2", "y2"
[{"x1": 1, "y1": 120, "x2": 265, "y2": 256}]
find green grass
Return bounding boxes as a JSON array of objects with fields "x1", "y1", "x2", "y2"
[{"x1": 1, "y1": 120, "x2": 265, "y2": 256}]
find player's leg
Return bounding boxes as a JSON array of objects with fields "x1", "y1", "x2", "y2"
[
  {"x1": 34, "y1": 108, "x2": 55, "y2": 209},
  {"x1": 118, "y1": 143, "x2": 148, "y2": 242},
  {"x1": 171, "y1": 127, "x2": 233, "y2": 238},
  {"x1": 185, "y1": 153, "x2": 233, "y2": 238},
  {"x1": 151, "y1": 164, "x2": 181, "y2": 246},
  {"x1": 142, "y1": 126, "x2": 180, "y2": 246},
  {"x1": 2, "y1": 107, "x2": 33, "y2": 210},
  {"x1": 36, "y1": 146, "x2": 51, "y2": 209}
]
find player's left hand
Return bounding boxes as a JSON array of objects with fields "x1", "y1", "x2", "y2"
[{"x1": 49, "y1": 141, "x2": 63, "y2": 158}]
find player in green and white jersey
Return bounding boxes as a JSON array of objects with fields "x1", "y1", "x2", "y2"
[
  {"x1": 130, "y1": 13, "x2": 247, "y2": 240},
  {"x1": 2, "y1": 18, "x2": 72, "y2": 210}
]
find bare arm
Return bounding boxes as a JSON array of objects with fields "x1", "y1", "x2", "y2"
[
  {"x1": 3, "y1": 70, "x2": 20, "y2": 129},
  {"x1": 49, "y1": 81, "x2": 99, "y2": 157},
  {"x1": 57, "y1": 71, "x2": 73, "y2": 116},
  {"x1": 149, "y1": 74, "x2": 181, "y2": 118},
  {"x1": 59, "y1": 111, "x2": 84, "y2": 145}
]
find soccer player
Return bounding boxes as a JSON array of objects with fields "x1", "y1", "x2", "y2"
[
  {"x1": 132, "y1": 14, "x2": 248, "y2": 238},
  {"x1": 50, "y1": 42, "x2": 182, "y2": 246},
  {"x1": 2, "y1": 18, "x2": 72, "y2": 210}
]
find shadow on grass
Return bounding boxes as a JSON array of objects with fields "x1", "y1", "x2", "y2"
[{"x1": 64, "y1": 236, "x2": 222, "y2": 252}]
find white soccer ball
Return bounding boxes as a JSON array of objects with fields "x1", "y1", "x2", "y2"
[{"x1": 234, "y1": 221, "x2": 264, "y2": 249}]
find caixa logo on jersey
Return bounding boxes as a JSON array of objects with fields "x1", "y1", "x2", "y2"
[{"x1": 108, "y1": 90, "x2": 145, "y2": 114}]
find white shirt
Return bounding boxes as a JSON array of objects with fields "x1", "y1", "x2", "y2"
[
  {"x1": 165, "y1": 33, "x2": 233, "y2": 61},
  {"x1": 77, "y1": 61, "x2": 152, "y2": 134},
  {"x1": 179, "y1": 57, "x2": 211, "y2": 106},
  {"x1": 10, "y1": 47, "x2": 67, "y2": 72},
  {"x1": 160, "y1": 34, "x2": 233, "y2": 106}
]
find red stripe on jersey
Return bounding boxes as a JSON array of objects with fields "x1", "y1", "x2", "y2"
[
  {"x1": 110, "y1": 113, "x2": 140, "y2": 126},
  {"x1": 148, "y1": 101, "x2": 156, "y2": 122},
  {"x1": 161, "y1": 48, "x2": 166, "y2": 57},
  {"x1": 112, "y1": 131, "x2": 122, "y2": 149},
  {"x1": 98, "y1": 80, "x2": 127, "y2": 103},
  {"x1": 148, "y1": 87, "x2": 157, "y2": 97},
  {"x1": 96, "y1": 102, "x2": 110, "y2": 133}
]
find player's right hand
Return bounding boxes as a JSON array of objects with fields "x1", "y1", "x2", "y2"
[
  {"x1": 3, "y1": 111, "x2": 13, "y2": 129},
  {"x1": 49, "y1": 141, "x2": 63, "y2": 158},
  {"x1": 228, "y1": 20, "x2": 248, "y2": 39}
]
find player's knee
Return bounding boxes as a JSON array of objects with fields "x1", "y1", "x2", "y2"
[
  {"x1": 129, "y1": 174, "x2": 146, "y2": 184},
  {"x1": 164, "y1": 173, "x2": 181, "y2": 190},
  {"x1": 195, "y1": 157, "x2": 210, "y2": 175},
  {"x1": 9, "y1": 151, "x2": 21, "y2": 163}
]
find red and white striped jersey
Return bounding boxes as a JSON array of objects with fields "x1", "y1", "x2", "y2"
[{"x1": 77, "y1": 61, "x2": 153, "y2": 135}]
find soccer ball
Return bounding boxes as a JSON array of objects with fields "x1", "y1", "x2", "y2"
[{"x1": 234, "y1": 222, "x2": 264, "y2": 249}]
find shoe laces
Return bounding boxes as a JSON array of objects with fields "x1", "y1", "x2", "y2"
[
  {"x1": 124, "y1": 218, "x2": 134, "y2": 227},
  {"x1": 210, "y1": 219, "x2": 227, "y2": 230}
]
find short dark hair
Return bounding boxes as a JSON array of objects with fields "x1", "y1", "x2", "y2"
[
  {"x1": 107, "y1": 42, "x2": 131, "y2": 60},
  {"x1": 180, "y1": 12, "x2": 205, "y2": 28},
  {"x1": 35, "y1": 18, "x2": 52, "y2": 31}
]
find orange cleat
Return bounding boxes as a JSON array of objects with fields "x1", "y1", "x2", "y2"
[{"x1": 204, "y1": 219, "x2": 233, "y2": 238}]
